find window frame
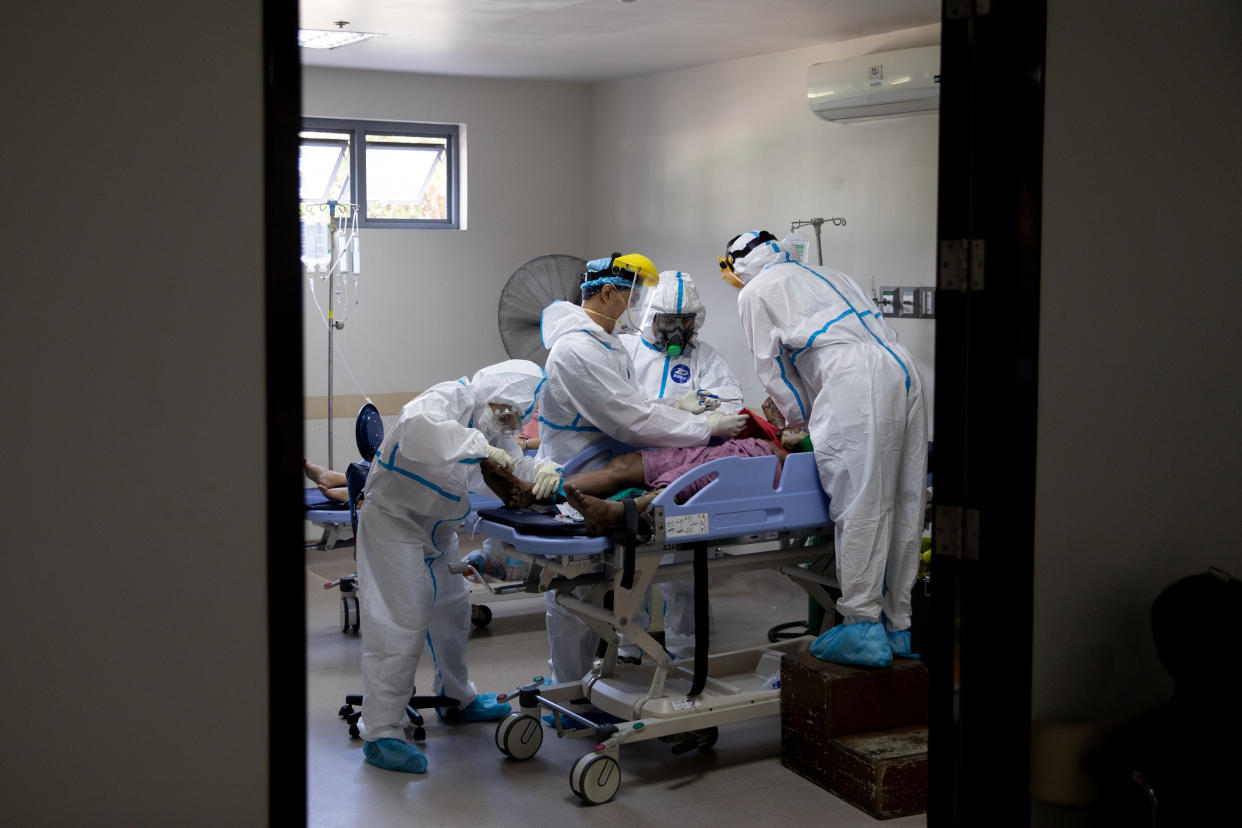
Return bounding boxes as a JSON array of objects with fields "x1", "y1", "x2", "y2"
[{"x1": 300, "y1": 116, "x2": 461, "y2": 230}]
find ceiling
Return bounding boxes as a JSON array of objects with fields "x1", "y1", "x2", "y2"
[{"x1": 299, "y1": 0, "x2": 940, "y2": 83}]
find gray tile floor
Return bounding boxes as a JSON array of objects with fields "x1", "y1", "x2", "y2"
[{"x1": 306, "y1": 532, "x2": 927, "y2": 827}]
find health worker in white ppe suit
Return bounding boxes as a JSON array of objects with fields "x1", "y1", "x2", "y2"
[
  {"x1": 620, "y1": 269, "x2": 744, "y2": 659},
  {"x1": 535, "y1": 253, "x2": 749, "y2": 683},
  {"x1": 356, "y1": 359, "x2": 546, "y2": 774},
  {"x1": 721, "y1": 231, "x2": 928, "y2": 669}
]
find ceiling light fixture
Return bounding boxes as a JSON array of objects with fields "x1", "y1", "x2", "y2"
[{"x1": 299, "y1": 21, "x2": 378, "y2": 50}]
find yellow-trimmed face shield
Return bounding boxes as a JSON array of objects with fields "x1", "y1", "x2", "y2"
[
  {"x1": 718, "y1": 255, "x2": 745, "y2": 289},
  {"x1": 610, "y1": 253, "x2": 659, "y2": 289}
]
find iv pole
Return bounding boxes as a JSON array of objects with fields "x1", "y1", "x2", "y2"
[
  {"x1": 305, "y1": 198, "x2": 360, "y2": 471},
  {"x1": 789, "y1": 216, "x2": 847, "y2": 265},
  {"x1": 323, "y1": 200, "x2": 350, "y2": 470}
]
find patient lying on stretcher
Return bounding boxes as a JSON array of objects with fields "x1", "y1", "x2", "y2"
[
  {"x1": 480, "y1": 422, "x2": 809, "y2": 536},
  {"x1": 305, "y1": 460, "x2": 348, "y2": 502}
]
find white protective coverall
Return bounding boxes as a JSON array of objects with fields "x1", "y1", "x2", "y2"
[
  {"x1": 622, "y1": 270, "x2": 744, "y2": 415},
  {"x1": 733, "y1": 237, "x2": 928, "y2": 631},
  {"x1": 620, "y1": 270, "x2": 743, "y2": 657},
  {"x1": 357, "y1": 360, "x2": 544, "y2": 742},
  {"x1": 536, "y1": 299, "x2": 716, "y2": 682}
]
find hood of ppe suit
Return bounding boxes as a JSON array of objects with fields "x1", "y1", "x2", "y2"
[
  {"x1": 637, "y1": 271, "x2": 705, "y2": 350},
  {"x1": 729, "y1": 232, "x2": 800, "y2": 284},
  {"x1": 540, "y1": 300, "x2": 613, "y2": 351},
  {"x1": 469, "y1": 359, "x2": 546, "y2": 428}
]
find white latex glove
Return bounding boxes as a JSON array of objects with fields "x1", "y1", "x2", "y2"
[
  {"x1": 531, "y1": 462, "x2": 563, "y2": 499},
  {"x1": 707, "y1": 412, "x2": 748, "y2": 439},
  {"x1": 697, "y1": 391, "x2": 723, "y2": 411},
  {"x1": 676, "y1": 390, "x2": 709, "y2": 414},
  {"x1": 484, "y1": 444, "x2": 514, "y2": 471}
]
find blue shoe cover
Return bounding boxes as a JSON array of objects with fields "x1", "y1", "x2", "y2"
[
  {"x1": 887, "y1": 630, "x2": 919, "y2": 659},
  {"x1": 455, "y1": 692, "x2": 512, "y2": 722},
  {"x1": 363, "y1": 738, "x2": 427, "y2": 774},
  {"x1": 810, "y1": 622, "x2": 893, "y2": 668}
]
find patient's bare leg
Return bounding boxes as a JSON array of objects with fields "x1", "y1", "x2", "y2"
[
  {"x1": 305, "y1": 460, "x2": 347, "y2": 489},
  {"x1": 482, "y1": 452, "x2": 647, "y2": 509},
  {"x1": 564, "y1": 483, "x2": 660, "y2": 536},
  {"x1": 318, "y1": 484, "x2": 349, "y2": 503},
  {"x1": 564, "y1": 453, "x2": 645, "y2": 497}
]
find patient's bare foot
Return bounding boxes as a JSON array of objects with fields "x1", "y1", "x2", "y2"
[
  {"x1": 306, "y1": 459, "x2": 348, "y2": 489},
  {"x1": 762, "y1": 397, "x2": 786, "y2": 429},
  {"x1": 319, "y1": 484, "x2": 349, "y2": 503},
  {"x1": 481, "y1": 458, "x2": 537, "y2": 509},
  {"x1": 305, "y1": 459, "x2": 326, "y2": 484},
  {"x1": 563, "y1": 484, "x2": 623, "y2": 535},
  {"x1": 780, "y1": 428, "x2": 810, "y2": 451}
]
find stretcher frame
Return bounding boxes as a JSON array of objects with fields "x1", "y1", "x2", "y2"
[{"x1": 472, "y1": 445, "x2": 841, "y2": 804}]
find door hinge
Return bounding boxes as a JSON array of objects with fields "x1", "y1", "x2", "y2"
[
  {"x1": 939, "y1": 238, "x2": 985, "y2": 292},
  {"x1": 934, "y1": 505, "x2": 981, "y2": 561}
]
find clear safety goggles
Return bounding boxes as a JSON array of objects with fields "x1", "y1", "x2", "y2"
[{"x1": 490, "y1": 404, "x2": 522, "y2": 433}]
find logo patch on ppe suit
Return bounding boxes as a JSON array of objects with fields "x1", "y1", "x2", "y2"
[{"x1": 670, "y1": 364, "x2": 691, "y2": 384}]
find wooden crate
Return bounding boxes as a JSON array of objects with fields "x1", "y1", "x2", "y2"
[
  {"x1": 783, "y1": 726, "x2": 928, "y2": 819},
  {"x1": 780, "y1": 651, "x2": 929, "y2": 818}
]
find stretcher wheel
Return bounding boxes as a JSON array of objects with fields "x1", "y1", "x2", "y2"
[
  {"x1": 495, "y1": 713, "x2": 543, "y2": 760},
  {"x1": 696, "y1": 727, "x2": 719, "y2": 751},
  {"x1": 340, "y1": 596, "x2": 360, "y2": 634},
  {"x1": 570, "y1": 752, "x2": 620, "y2": 805},
  {"x1": 338, "y1": 704, "x2": 355, "y2": 718},
  {"x1": 471, "y1": 604, "x2": 493, "y2": 629},
  {"x1": 348, "y1": 723, "x2": 360, "y2": 739}
]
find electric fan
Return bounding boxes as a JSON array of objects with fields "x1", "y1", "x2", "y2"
[{"x1": 497, "y1": 254, "x2": 586, "y2": 366}]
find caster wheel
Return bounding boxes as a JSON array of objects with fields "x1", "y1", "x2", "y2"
[
  {"x1": 340, "y1": 598, "x2": 351, "y2": 634},
  {"x1": 442, "y1": 707, "x2": 461, "y2": 723},
  {"x1": 338, "y1": 704, "x2": 354, "y2": 718},
  {"x1": 471, "y1": 604, "x2": 493, "y2": 629},
  {"x1": 350, "y1": 598, "x2": 360, "y2": 634},
  {"x1": 495, "y1": 713, "x2": 543, "y2": 760},
  {"x1": 413, "y1": 727, "x2": 426, "y2": 742},
  {"x1": 696, "y1": 727, "x2": 719, "y2": 751},
  {"x1": 348, "y1": 723, "x2": 360, "y2": 739},
  {"x1": 570, "y1": 753, "x2": 621, "y2": 805}
]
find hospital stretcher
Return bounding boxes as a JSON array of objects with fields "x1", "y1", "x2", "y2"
[{"x1": 467, "y1": 441, "x2": 842, "y2": 805}]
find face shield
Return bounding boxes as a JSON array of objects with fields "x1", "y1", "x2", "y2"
[
  {"x1": 489, "y1": 403, "x2": 522, "y2": 434},
  {"x1": 584, "y1": 252, "x2": 659, "y2": 334},
  {"x1": 470, "y1": 359, "x2": 545, "y2": 437},
  {"x1": 720, "y1": 231, "x2": 778, "y2": 287}
]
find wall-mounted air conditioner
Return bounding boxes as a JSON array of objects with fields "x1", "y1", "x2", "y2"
[{"x1": 808, "y1": 46, "x2": 940, "y2": 122}]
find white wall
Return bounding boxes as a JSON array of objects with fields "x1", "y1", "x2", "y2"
[
  {"x1": 587, "y1": 25, "x2": 941, "y2": 420},
  {"x1": 5, "y1": 2, "x2": 270, "y2": 823},
  {"x1": 302, "y1": 68, "x2": 592, "y2": 467},
  {"x1": 1034, "y1": 0, "x2": 1242, "y2": 722}
]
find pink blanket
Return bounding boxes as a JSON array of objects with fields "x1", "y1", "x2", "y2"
[{"x1": 639, "y1": 438, "x2": 778, "y2": 502}]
